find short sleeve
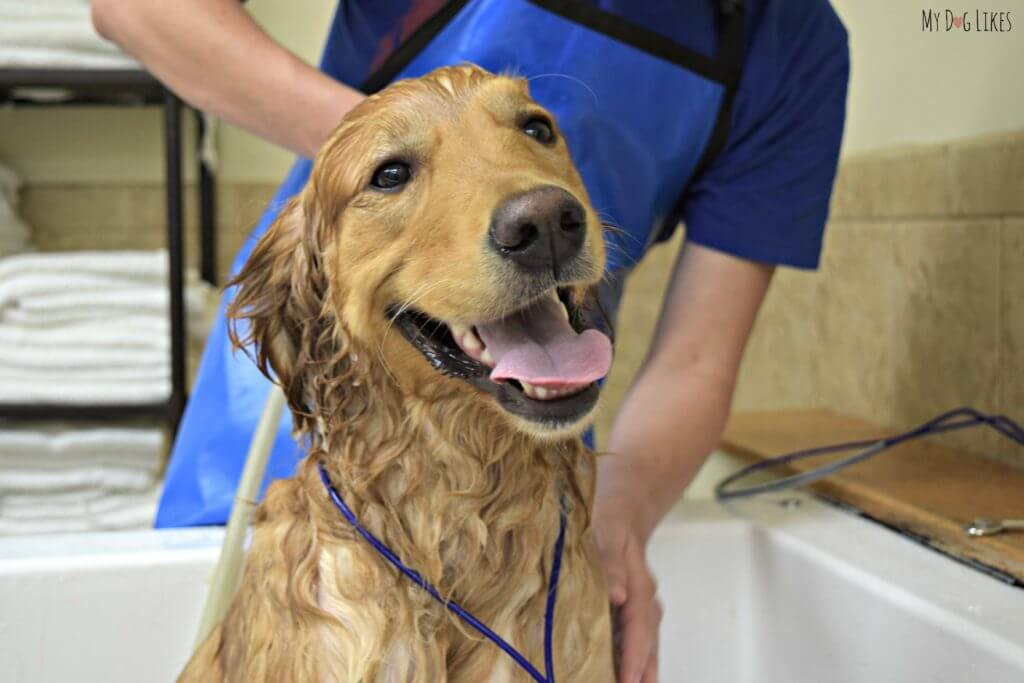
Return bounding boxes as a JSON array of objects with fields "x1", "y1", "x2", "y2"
[{"x1": 683, "y1": 0, "x2": 850, "y2": 269}]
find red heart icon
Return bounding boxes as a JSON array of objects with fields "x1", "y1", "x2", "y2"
[{"x1": 953, "y1": 15, "x2": 964, "y2": 28}]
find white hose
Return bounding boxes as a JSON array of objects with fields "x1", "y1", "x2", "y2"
[{"x1": 193, "y1": 385, "x2": 287, "y2": 650}]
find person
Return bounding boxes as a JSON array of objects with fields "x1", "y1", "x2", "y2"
[{"x1": 94, "y1": 1, "x2": 849, "y2": 681}]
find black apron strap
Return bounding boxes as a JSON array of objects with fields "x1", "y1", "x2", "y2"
[
  {"x1": 527, "y1": 0, "x2": 740, "y2": 85},
  {"x1": 362, "y1": 0, "x2": 744, "y2": 95},
  {"x1": 653, "y1": 0, "x2": 745, "y2": 244},
  {"x1": 361, "y1": 0, "x2": 472, "y2": 94},
  {"x1": 699, "y1": 0, "x2": 745, "y2": 164}
]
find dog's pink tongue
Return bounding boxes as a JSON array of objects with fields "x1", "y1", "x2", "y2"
[{"x1": 475, "y1": 297, "x2": 612, "y2": 386}]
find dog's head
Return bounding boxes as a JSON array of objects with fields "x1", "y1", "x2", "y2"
[{"x1": 230, "y1": 65, "x2": 612, "y2": 440}]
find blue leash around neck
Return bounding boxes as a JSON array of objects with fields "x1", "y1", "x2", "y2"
[{"x1": 317, "y1": 462, "x2": 567, "y2": 683}]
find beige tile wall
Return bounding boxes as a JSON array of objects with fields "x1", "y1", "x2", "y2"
[
  {"x1": 17, "y1": 131, "x2": 1024, "y2": 468},
  {"x1": 602, "y1": 130, "x2": 1023, "y2": 467}
]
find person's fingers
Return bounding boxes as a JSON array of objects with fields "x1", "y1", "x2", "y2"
[
  {"x1": 604, "y1": 557, "x2": 629, "y2": 606},
  {"x1": 596, "y1": 524, "x2": 629, "y2": 605},
  {"x1": 617, "y1": 589, "x2": 657, "y2": 683},
  {"x1": 640, "y1": 598, "x2": 663, "y2": 683},
  {"x1": 617, "y1": 542, "x2": 658, "y2": 683}
]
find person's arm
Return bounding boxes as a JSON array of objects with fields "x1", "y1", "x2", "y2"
[
  {"x1": 594, "y1": 242, "x2": 773, "y2": 683},
  {"x1": 92, "y1": 0, "x2": 362, "y2": 157}
]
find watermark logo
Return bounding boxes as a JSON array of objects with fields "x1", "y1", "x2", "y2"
[{"x1": 922, "y1": 9, "x2": 1013, "y2": 31}]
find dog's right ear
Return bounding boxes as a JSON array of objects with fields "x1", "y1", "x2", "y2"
[{"x1": 227, "y1": 195, "x2": 329, "y2": 413}]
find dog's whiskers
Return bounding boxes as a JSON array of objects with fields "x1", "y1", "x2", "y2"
[
  {"x1": 377, "y1": 278, "x2": 458, "y2": 382},
  {"x1": 526, "y1": 72, "x2": 599, "y2": 107}
]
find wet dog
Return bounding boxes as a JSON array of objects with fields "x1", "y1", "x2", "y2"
[{"x1": 182, "y1": 64, "x2": 616, "y2": 683}]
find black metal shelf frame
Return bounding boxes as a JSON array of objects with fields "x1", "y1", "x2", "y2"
[{"x1": 0, "y1": 68, "x2": 219, "y2": 433}]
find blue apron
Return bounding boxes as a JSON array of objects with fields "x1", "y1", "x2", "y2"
[{"x1": 156, "y1": 0, "x2": 744, "y2": 527}]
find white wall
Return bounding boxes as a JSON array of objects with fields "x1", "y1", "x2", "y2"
[{"x1": 832, "y1": 0, "x2": 1024, "y2": 156}]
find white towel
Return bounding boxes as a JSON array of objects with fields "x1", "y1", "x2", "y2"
[
  {"x1": 0, "y1": 23, "x2": 135, "y2": 60},
  {"x1": 0, "y1": 422, "x2": 163, "y2": 535},
  {"x1": 0, "y1": 250, "x2": 167, "y2": 284},
  {"x1": 0, "y1": 487, "x2": 159, "y2": 535},
  {"x1": 0, "y1": 18, "x2": 131, "y2": 56},
  {"x1": 0, "y1": 345, "x2": 168, "y2": 371},
  {"x1": 0, "y1": 48, "x2": 138, "y2": 70},
  {"x1": 5, "y1": 288, "x2": 174, "y2": 320},
  {"x1": 0, "y1": 426, "x2": 164, "y2": 470},
  {"x1": 0, "y1": 315, "x2": 178, "y2": 402},
  {"x1": 0, "y1": 250, "x2": 213, "y2": 404},
  {"x1": 0, "y1": 0, "x2": 139, "y2": 70},
  {"x1": 0, "y1": 487, "x2": 158, "y2": 521},
  {"x1": 0, "y1": 318, "x2": 171, "y2": 351},
  {"x1": 1, "y1": 486, "x2": 107, "y2": 508},
  {"x1": 0, "y1": 250, "x2": 212, "y2": 331},
  {"x1": 0, "y1": 0, "x2": 102, "y2": 21},
  {"x1": 0, "y1": 271, "x2": 167, "y2": 309},
  {"x1": 0, "y1": 365, "x2": 167, "y2": 382},
  {"x1": 0, "y1": 464, "x2": 155, "y2": 494},
  {"x1": 0, "y1": 376, "x2": 171, "y2": 405}
]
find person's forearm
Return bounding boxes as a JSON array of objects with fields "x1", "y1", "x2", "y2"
[
  {"x1": 600, "y1": 365, "x2": 733, "y2": 541},
  {"x1": 92, "y1": 0, "x2": 362, "y2": 157},
  {"x1": 596, "y1": 243, "x2": 774, "y2": 542}
]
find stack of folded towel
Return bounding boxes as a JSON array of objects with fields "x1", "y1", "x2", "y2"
[
  {"x1": 0, "y1": 0, "x2": 139, "y2": 70},
  {"x1": 0, "y1": 251, "x2": 211, "y2": 534},
  {"x1": 0, "y1": 249, "x2": 210, "y2": 405},
  {"x1": 0, "y1": 425, "x2": 162, "y2": 534},
  {"x1": 0, "y1": 164, "x2": 31, "y2": 258}
]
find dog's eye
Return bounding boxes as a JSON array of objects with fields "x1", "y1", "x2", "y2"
[
  {"x1": 371, "y1": 162, "x2": 411, "y2": 190},
  {"x1": 522, "y1": 117, "x2": 555, "y2": 144}
]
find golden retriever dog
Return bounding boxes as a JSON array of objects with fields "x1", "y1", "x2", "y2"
[{"x1": 182, "y1": 64, "x2": 616, "y2": 682}]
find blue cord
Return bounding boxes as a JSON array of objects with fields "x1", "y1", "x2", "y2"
[
  {"x1": 544, "y1": 501, "x2": 567, "y2": 680},
  {"x1": 716, "y1": 407, "x2": 1024, "y2": 500},
  {"x1": 318, "y1": 462, "x2": 566, "y2": 683}
]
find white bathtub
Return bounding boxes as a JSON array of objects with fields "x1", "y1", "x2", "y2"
[{"x1": 1, "y1": 492, "x2": 1022, "y2": 682}]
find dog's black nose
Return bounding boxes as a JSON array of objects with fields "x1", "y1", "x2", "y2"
[{"x1": 489, "y1": 186, "x2": 585, "y2": 274}]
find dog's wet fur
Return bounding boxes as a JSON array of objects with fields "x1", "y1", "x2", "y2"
[{"x1": 180, "y1": 65, "x2": 615, "y2": 682}]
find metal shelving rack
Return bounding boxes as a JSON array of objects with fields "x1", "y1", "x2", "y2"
[{"x1": 0, "y1": 68, "x2": 218, "y2": 433}]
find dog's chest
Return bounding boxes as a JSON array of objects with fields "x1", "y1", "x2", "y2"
[{"x1": 315, "y1": 537, "x2": 609, "y2": 682}]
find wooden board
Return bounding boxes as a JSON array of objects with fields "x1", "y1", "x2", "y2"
[{"x1": 720, "y1": 410, "x2": 1024, "y2": 584}]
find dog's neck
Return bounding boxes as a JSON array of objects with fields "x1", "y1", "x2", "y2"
[{"x1": 308, "y1": 362, "x2": 593, "y2": 591}]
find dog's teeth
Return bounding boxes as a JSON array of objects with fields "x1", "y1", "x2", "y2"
[
  {"x1": 521, "y1": 381, "x2": 535, "y2": 395},
  {"x1": 535, "y1": 386, "x2": 549, "y2": 399},
  {"x1": 480, "y1": 348, "x2": 494, "y2": 365},
  {"x1": 462, "y1": 330, "x2": 482, "y2": 352},
  {"x1": 450, "y1": 323, "x2": 469, "y2": 338},
  {"x1": 550, "y1": 291, "x2": 569, "y2": 319}
]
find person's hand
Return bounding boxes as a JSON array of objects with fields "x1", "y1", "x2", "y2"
[{"x1": 593, "y1": 481, "x2": 662, "y2": 683}]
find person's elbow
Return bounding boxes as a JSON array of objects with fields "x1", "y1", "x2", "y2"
[{"x1": 91, "y1": 0, "x2": 139, "y2": 42}]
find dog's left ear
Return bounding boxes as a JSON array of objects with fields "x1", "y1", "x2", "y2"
[{"x1": 227, "y1": 194, "x2": 331, "y2": 415}]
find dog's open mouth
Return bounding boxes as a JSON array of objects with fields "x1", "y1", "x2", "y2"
[{"x1": 389, "y1": 289, "x2": 612, "y2": 427}]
